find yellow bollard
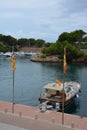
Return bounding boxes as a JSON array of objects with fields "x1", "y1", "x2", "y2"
[
  {"x1": 19, "y1": 112, "x2": 22, "y2": 117},
  {"x1": 51, "y1": 118, "x2": 55, "y2": 123},
  {"x1": 5, "y1": 108, "x2": 8, "y2": 113},
  {"x1": 34, "y1": 115, "x2": 38, "y2": 120},
  {"x1": 71, "y1": 122, "x2": 74, "y2": 128}
]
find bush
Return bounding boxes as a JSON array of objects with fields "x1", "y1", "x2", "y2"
[{"x1": 40, "y1": 54, "x2": 46, "y2": 59}]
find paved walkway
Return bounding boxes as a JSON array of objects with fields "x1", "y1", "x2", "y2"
[
  {"x1": 0, "y1": 112, "x2": 80, "y2": 130},
  {"x1": 0, "y1": 122, "x2": 27, "y2": 130},
  {"x1": 0, "y1": 101, "x2": 87, "y2": 130}
]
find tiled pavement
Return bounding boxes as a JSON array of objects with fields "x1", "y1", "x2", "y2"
[{"x1": 0, "y1": 101, "x2": 86, "y2": 130}]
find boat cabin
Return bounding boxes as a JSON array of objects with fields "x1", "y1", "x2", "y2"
[{"x1": 41, "y1": 83, "x2": 66, "y2": 104}]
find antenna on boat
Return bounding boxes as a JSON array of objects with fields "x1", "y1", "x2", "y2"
[{"x1": 62, "y1": 47, "x2": 67, "y2": 125}]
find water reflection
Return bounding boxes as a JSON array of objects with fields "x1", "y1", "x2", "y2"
[{"x1": 65, "y1": 99, "x2": 80, "y2": 115}]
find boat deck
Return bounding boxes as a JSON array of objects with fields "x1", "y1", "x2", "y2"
[{"x1": 0, "y1": 101, "x2": 87, "y2": 130}]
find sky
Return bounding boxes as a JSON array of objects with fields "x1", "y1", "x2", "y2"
[{"x1": 0, "y1": 0, "x2": 87, "y2": 42}]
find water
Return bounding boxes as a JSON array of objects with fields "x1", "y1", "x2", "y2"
[{"x1": 0, "y1": 57, "x2": 87, "y2": 117}]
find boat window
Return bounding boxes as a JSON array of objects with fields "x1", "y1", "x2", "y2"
[
  {"x1": 66, "y1": 86, "x2": 71, "y2": 93},
  {"x1": 45, "y1": 89, "x2": 48, "y2": 92},
  {"x1": 46, "y1": 89, "x2": 56, "y2": 94}
]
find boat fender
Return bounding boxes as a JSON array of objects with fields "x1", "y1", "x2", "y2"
[
  {"x1": 76, "y1": 94, "x2": 79, "y2": 98},
  {"x1": 56, "y1": 102, "x2": 60, "y2": 112}
]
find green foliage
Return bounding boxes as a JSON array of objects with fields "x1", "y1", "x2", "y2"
[
  {"x1": 18, "y1": 38, "x2": 29, "y2": 47},
  {"x1": 58, "y1": 32, "x2": 70, "y2": 42},
  {"x1": 42, "y1": 43, "x2": 58, "y2": 55},
  {"x1": 0, "y1": 42, "x2": 7, "y2": 52},
  {"x1": 44, "y1": 42, "x2": 52, "y2": 47},
  {"x1": 42, "y1": 38, "x2": 85, "y2": 62},
  {"x1": 66, "y1": 45, "x2": 84, "y2": 61},
  {"x1": 40, "y1": 54, "x2": 46, "y2": 58},
  {"x1": 36, "y1": 39, "x2": 45, "y2": 47},
  {"x1": 0, "y1": 34, "x2": 17, "y2": 51},
  {"x1": 84, "y1": 55, "x2": 87, "y2": 61},
  {"x1": 0, "y1": 42, "x2": 4, "y2": 50},
  {"x1": 0, "y1": 34, "x2": 46, "y2": 51},
  {"x1": 29, "y1": 38, "x2": 36, "y2": 47},
  {"x1": 2, "y1": 35, "x2": 17, "y2": 46},
  {"x1": 42, "y1": 42, "x2": 63, "y2": 55},
  {"x1": 58, "y1": 29, "x2": 86, "y2": 44},
  {"x1": 0, "y1": 29, "x2": 87, "y2": 63}
]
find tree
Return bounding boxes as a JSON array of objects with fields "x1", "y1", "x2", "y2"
[
  {"x1": 2, "y1": 35, "x2": 17, "y2": 46},
  {"x1": 36, "y1": 39, "x2": 45, "y2": 47},
  {"x1": 0, "y1": 42, "x2": 7, "y2": 52},
  {"x1": 29, "y1": 38, "x2": 36, "y2": 47},
  {"x1": 0, "y1": 34, "x2": 3, "y2": 41},
  {"x1": 58, "y1": 29, "x2": 86, "y2": 44},
  {"x1": 70, "y1": 30, "x2": 86, "y2": 43},
  {"x1": 18, "y1": 38, "x2": 29, "y2": 47},
  {"x1": 58, "y1": 32, "x2": 70, "y2": 42}
]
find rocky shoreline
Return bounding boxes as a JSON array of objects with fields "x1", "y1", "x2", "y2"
[
  {"x1": 30, "y1": 55, "x2": 62, "y2": 63},
  {"x1": 20, "y1": 47, "x2": 87, "y2": 63},
  {"x1": 30, "y1": 54, "x2": 87, "y2": 63}
]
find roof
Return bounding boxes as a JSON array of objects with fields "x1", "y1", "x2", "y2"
[
  {"x1": 44, "y1": 83, "x2": 63, "y2": 91},
  {"x1": 44, "y1": 81, "x2": 81, "y2": 92}
]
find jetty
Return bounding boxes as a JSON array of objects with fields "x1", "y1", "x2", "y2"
[{"x1": 0, "y1": 101, "x2": 87, "y2": 130}]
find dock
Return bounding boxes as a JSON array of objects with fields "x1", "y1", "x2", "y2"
[{"x1": 0, "y1": 101, "x2": 87, "y2": 130}]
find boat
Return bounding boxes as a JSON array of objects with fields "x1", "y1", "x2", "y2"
[
  {"x1": 39, "y1": 80, "x2": 81, "y2": 111},
  {"x1": 0, "y1": 52, "x2": 4, "y2": 58},
  {"x1": 3, "y1": 52, "x2": 12, "y2": 58},
  {"x1": 25, "y1": 52, "x2": 36, "y2": 56},
  {"x1": 16, "y1": 52, "x2": 25, "y2": 57},
  {"x1": 39, "y1": 48, "x2": 81, "y2": 111}
]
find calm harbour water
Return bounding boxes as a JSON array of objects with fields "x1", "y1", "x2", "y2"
[{"x1": 0, "y1": 57, "x2": 87, "y2": 117}]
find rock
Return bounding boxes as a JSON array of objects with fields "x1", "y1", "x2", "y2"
[{"x1": 30, "y1": 55, "x2": 62, "y2": 63}]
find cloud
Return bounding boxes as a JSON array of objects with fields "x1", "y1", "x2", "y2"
[
  {"x1": 0, "y1": 0, "x2": 87, "y2": 42},
  {"x1": 56, "y1": 0, "x2": 87, "y2": 14},
  {"x1": 0, "y1": 0, "x2": 59, "y2": 9},
  {"x1": 0, "y1": 0, "x2": 33, "y2": 9},
  {"x1": 65, "y1": 0, "x2": 87, "y2": 13}
]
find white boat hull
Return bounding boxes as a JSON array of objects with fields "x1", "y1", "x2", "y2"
[{"x1": 39, "y1": 81, "x2": 81, "y2": 111}]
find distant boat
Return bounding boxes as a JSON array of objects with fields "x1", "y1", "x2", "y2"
[
  {"x1": 25, "y1": 52, "x2": 37, "y2": 56},
  {"x1": 39, "y1": 80, "x2": 81, "y2": 111},
  {"x1": 25, "y1": 52, "x2": 32, "y2": 56},
  {"x1": 15, "y1": 52, "x2": 25, "y2": 57},
  {"x1": 0, "y1": 52, "x2": 4, "y2": 57},
  {"x1": 3, "y1": 52, "x2": 12, "y2": 58}
]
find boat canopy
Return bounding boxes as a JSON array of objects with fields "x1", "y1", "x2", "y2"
[
  {"x1": 44, "y1": 81, "x2": 80, "y2": 92},
  {"x1": 44, "y1": 83, "x2": 63, "y2": 91}
]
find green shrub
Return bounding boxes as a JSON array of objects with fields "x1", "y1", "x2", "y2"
[{"x1": 40, "y1": 54, "x2": 46, "y2": 58}]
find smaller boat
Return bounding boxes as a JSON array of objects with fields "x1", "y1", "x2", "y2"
[
  {"x1": 39, "y1": 80, "x2": 81, "y2": 111},
  {"x1": 25, "y1": 52, "x2": 36, "y2": 56},
  {"x1": 3, "y1": 52, "x2": 12, "y2": 58},
  {"x1": 0, "y1": 52, "x2": 4, "y2": 58},
  {"x1": 16, "y1": 52, "x2": 25, "y2": 57}
]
